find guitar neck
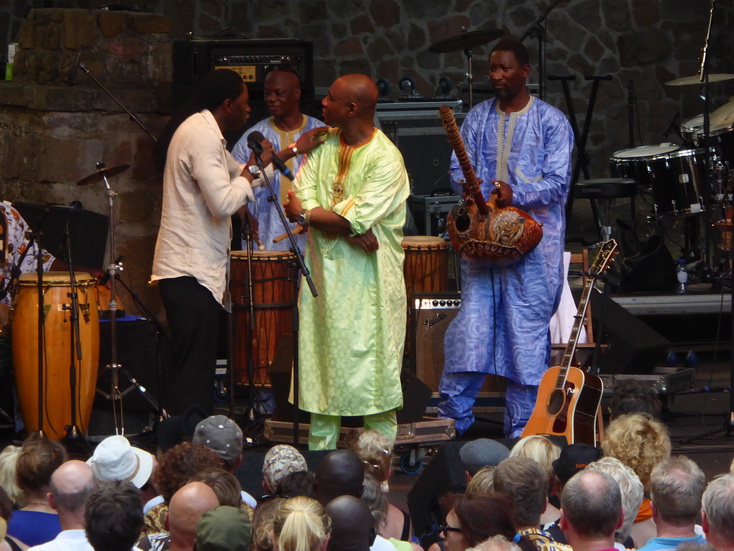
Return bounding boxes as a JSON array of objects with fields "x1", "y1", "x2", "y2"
[{"x1": 554, "y1": 276, "x2": 596, "y2": 389}]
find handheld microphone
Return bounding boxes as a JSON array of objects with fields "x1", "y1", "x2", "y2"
[{"x1": 247, "y1": 131, "x2": 295, "y2": 180}]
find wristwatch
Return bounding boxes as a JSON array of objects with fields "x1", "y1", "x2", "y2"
[
  {"x1": 297, "y1": 209, "x2": 310, "y2": 226},
  {"x1": 247, "y1": 165, "x2": 261, "y2": 178}
]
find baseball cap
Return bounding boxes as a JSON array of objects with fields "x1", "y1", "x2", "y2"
[
  {"x1": 262, "y1": 444, "x2": 308, "y2": 494},
  {"x1": 459, "y1": 439, "x2": 511, "y2": 476},
  {"x1": 196, "y1": 505, "x2": 252, "y2": 551},
  {"x1": 552, "y1": 443, "x2": 604, "y2": 484},
  {"x1": 193, "y1": 415, "x2": 244, "y2": 464}
]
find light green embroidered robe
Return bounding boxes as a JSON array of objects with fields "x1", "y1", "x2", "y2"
[{"x1": 295, "y1": 128, "x2": 410, "y2": 416}]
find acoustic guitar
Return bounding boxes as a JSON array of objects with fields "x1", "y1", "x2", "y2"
[{"x1": 521, "y1": 240, "x2": 618, "y2": 446}]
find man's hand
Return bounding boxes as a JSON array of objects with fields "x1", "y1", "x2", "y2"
[
  {"x1": 345, "y1": 228, "x2": 379, "y2": 253},
  {"x1": 491, "y1": 179, "x2": 513, "y2": 208},
  {"x1": 284, "y1": 190, "x2": 303, "y2": 222},
  {"x1": 294, "y1": 126, "x2": 330, "y2": 156}
]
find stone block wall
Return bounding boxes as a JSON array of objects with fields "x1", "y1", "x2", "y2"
[{"x1": 0, "y1": 8, "x2": 172, "y2": 317}]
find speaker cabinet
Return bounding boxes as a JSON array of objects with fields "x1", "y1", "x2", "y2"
[{"x1": 410, "y1": 292, "x2": 461, "y2": 392}]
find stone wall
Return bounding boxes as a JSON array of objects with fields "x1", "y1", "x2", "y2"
[
  {"x1": 1, "y1": 1, "x2": 733, "y2": 318},
  {"x1": 0, "y1": 8, "x2": 172, "y2": 316}
]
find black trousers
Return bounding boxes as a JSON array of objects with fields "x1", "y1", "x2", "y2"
[{"x1": 159, "y1": 276, "x2": 222, "y2": 416}]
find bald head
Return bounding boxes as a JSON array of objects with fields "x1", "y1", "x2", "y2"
[
  {"x1": 168, "y1": 481, "x2": 219, "y2": 544},
  {"x1": 338, "y1": 74, "x2": 378, "y2": 116},
  {"x1": 315, "y1": 450, "x2": 364, "y2": 505},
  {"x1": 325, "y1": 495, "x2": 373, "y2": 551},
  {"x1": 49, "y1": 460, "x2": 96, "y2": 528}
]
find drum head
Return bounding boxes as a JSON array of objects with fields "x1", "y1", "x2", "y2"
[
  {"x1": 401, "y1": 236, "x2": 448, "y2": 249},
  {"x1": 612, "y1": 144, "x2": 679, "y2": 160},
  {"x1": 231, "y1": 250, "x2": 295, "y2": 260},
  {"x1": 18, "y1": 271, "x2": 95, "y2": 285}
]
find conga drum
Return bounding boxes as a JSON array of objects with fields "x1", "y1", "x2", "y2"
[
  {"x1": 401, "y1": 236, "x2": 450, "y2": 301},
  {"x1": 12, "y1": 272, "x2": 100, "y2": 439},
  {"x1": 230, "y1": 250, "x2": 297, "y2": 386}
]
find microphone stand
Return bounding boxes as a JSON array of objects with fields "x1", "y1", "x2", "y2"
[
  {"x1": 251, "y1": 149, "x2": 318, "y2": 446},
  {"x1": 520, "y1": 0, "x2": 564, "y2": 101},
  {"x1": 77, "y1": 64, "x2": 158, "y2": 142},
  {"x1": 61, "y1": 221, "x2": 83, "y2": 440}
]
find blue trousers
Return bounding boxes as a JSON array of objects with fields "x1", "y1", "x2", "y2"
[{"x1": 438, "y1": 371, "x2": 538, "y2": 437}]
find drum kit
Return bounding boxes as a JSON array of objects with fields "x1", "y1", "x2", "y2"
[{"x1": 609, "y1": 74, "x2": 734, "y2": 279}]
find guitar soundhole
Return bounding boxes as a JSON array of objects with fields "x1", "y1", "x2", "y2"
[{"x1": 546, "y1": 389, "x2": 565, "y2": 416}]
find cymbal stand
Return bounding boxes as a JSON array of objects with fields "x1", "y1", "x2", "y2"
[
  {"x1": 239, "y1": 214, "x2": 261, "y2": 426},
  {"x1": 61, "y1": 221, "x2": 83, "y2": 440},
  {"x1": 520, "y1": 0, "x2": 564, "y2": 101},
  {"x1": 250, "y1": 147, "x2": 318, "y2": 446},
  {"x1": 462, "y1": 45, "x2": 475, "y2": 109},
  {"x1": 97, "y1": 162, "x2": 126, "y2": 434}
]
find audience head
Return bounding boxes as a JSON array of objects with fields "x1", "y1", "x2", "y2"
[
  {"x1": 609, "y1": 379, "x2": 662, "y2": 420},
  {"x1": 252, "y1": 496, "x2": 285, "y2": 551},
  {"x1": 442, "y1": 492, "x2": 535, "y2": 551},
  {"x1": 196, "y1": 505, "x2": 252, "y2": 551},
  {"x1": 468, "y1": 535, "x2": 523, "y2": 551},
  {"x1": 351, "y1": 429, "x2": 393, "y2": 483},
  {"x1": 585, "y1": 457, "x2": 643, "y2": 543},
  {"x1": 262, "y1": 444, "x2": 308, "y2": 495},
  {"x1": 509, "y1": 436, "x2": 560, "y2": 496},
  {"x1": 84, "y1": 481, "x2": 143, "y2": 551},
  {"x1": 459, "y1": 439, "x2": 510, "y2": 477},
  {"x1": 278, "y1": 470, "x2": 317, "y2": 499},
  {"x1": 87, "y1": 435, "x2": 155, "y2": 489},
  {"x1": 156, "y1": 405, "x2": 207, "y2": 454},
  {"x1": 360, "y1": 472, "x2": 388, "y2": 531},
  {"x1": 601, "y1": 413, "x2": 671, "y2": 491},
  {"x1": 193, "y1": 415, "x2": 244, "y2": 470},
  {"x1": 153, "y1": 442, "x2": 224, "y2": 503},
  {"x1": 0, "y1": 486, "x2": 13, "y2": 523},
  {"x1": 274, "y1": 496, "x2": 331, "y2": 551},
  {"x1": 191, "y1": 468, "x2": 243, "y2": 507},
  {"x1": 465, "y1": 466, "x2": 495, "y2": 496},
  {"x1": 325, "y1": 495, "x2": 371, "y2": 551},
  {"x1": 49, "y1": 460, "x2": 96, "y2": 528},
  {"x1": 493, "y1": 457, "x2": 548, "y2": 528},
  {"x1": 315, "y1": 449, "x2": 364, "y2": 504},
  {"x1": 16, "y1": 432, "x2": 67, "y2": 494},
  {"x1": 0, "y1": 445, "x2": 24, "y2": 507},
  {"x1": 552, "y1": 444, "x2": 604, "y2": 488},
  {"x1": 168, "y1": 481, "x2": 220, "y2": 546},
  {"x1": 560, "y1": 470, "x2": 623, "y2": 544},
  {"x1": 650, "y1": 455, "x2": 705, "y2": 527},
  {"x1": 701, "y1": 472, "x2": 734, "y2": 547}
]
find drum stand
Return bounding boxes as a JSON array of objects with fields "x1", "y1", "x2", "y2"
[{"x1": 251, "y1": 148, "x2": 318, "y2": 446}]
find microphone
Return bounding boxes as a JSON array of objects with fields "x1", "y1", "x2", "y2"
[
  {"x1": 247, "y1": 131, "x2": 295, "y2": 180},
  {"x1": 100, "y1": 255, "x2": 123, "y2": 286},
  {"x1": 65, "y1": 52, "x2": 83, "y2": 84}
]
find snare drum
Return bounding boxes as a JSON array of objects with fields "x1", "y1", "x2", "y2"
[
  {"x1": 12, "y1": 272, "x2": 100, "y2": 439},
  {"x1": 609, "y1": 144, "x2": 680, "y2": 190},
  {"x1": 401, "y1": 236, "x2": 450, "y2": 301},
  {"x1": 611, "y1": 145, "x2": 708, "y2": 216},
  {"x1": 230, "y1": 250, "x2": 297, "y2": 386},
  {"x1": 681, "y1": 114, "x2": 734, "y2": 167}
]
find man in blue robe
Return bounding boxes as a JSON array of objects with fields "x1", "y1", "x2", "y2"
[{"x1": 438, "y1": 38, "x2": 574, "y2": 437}]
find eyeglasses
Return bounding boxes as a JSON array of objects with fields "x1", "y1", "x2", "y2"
[{"x1": 441, "y1": 525, "x2": 463, "y2": 534}]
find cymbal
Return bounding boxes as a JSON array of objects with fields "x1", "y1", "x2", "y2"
[
  {"x1": 664, "y1": 73, "x2": 734, "y2": 86},
  {"x1": 77, "y1": 164, "x2": 130, "y2": 186},
  {"x1": 428, "y1": 28, "x2": 504, "y2": 54},
  {"x1": 711, "y1": 101, "x2": 734, "y2": 127}
]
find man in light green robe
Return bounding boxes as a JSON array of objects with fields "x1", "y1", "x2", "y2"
[{"x1": 285, "y1": 74, "x2": 410, "y2": 450}]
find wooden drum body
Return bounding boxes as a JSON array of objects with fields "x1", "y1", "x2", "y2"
[
  {"x1": 230, "y1": 251, "x2": 297, "y2": 385},
  {"x1": 12, "y1": 272, "x2": 100, "y2": 439},
  {"x1": 402, "y1": 236, "x2": 450, "y2": 301}
]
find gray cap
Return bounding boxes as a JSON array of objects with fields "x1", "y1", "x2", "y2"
[
  {"x1": 459, "y1": 438, "x2": 510, "y2": 475},
  {"x1": 192, "y1": 415, "x2": 244, "y2": 464}
]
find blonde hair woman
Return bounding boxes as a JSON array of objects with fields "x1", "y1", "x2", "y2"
[
  {"x1": 272, "y1": 497, "x2": 330, "y2": 551},
  {"x1": 508, "y1": 435, "x2": 561, "y2": 525}
]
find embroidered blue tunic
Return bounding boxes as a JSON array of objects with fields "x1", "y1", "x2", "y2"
[{"x1": 440, "y1": 96, "x2": 573, "y2": 393}]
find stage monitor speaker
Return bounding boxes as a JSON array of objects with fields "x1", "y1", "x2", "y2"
[
  {"x1": 591, "y1": 290, "x2": 670, "y2": 374},
  {"x1": 411, "y1": 292, "x2": 461, "y2": 392}
]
